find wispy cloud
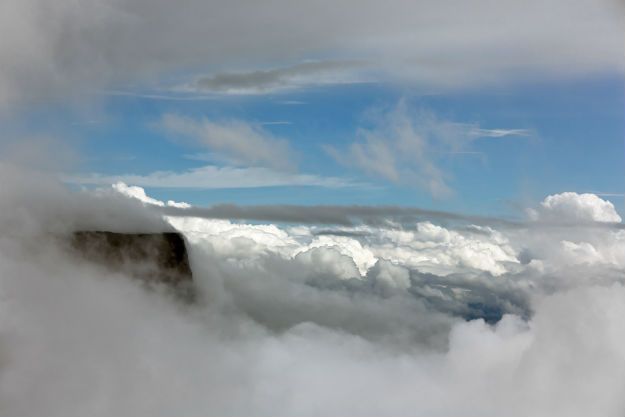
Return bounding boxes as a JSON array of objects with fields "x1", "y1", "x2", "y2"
[
  {"x1": 260, "y1": 121, "x2": 293, "y2": 126},
  {"x1": 96, "y1": 90, "x2": 217, "y2": 101},
  {"x1": 327, "y1": 102, "x2": 533, "y2": 197},
  {"x1": 468, "y1": 128, "x2": 533, "y2": 138},
  {"x1": 585, "y1": 192, "x2": 625, "y2": 198},
  {"x1": 276, "y1": 100, "x2": 307, "y2": 105},
  {"x1": 159, "y1": 114, "x2": 296, "y2": 171},
  {"x1": 65, "y1": 165, "x2": 355, "y2": 190}
]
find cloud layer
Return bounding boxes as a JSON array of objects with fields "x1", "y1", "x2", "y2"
[{"x1": 0, "y1": 0, "x2": 622, "y2": 108}]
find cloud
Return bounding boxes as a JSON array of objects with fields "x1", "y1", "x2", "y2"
[
  {"x1": 96, "y1": 89, "x2": 218, "y2": 101},
  {"x1": 528, "y1": 192, "x2": 622, "y2": 223},
  {"x1": 0, "y1": 0, "x2": 622, "y2": 109},
  {"x1": 369, "y1": 259, "x2": 411, "y2": 292},
  {"x1": 167, "y1": 215, "x2": 519, "y2": 280},
  {"x1": 106, "y1": 183, "x2": 624, "y2": 237},
  {"x1": 328, "y1": 101, "x2": 532, "y2": 197},
  {"x1": 159, "y1": 189, "x2": 625, "y2": 327},
  {"x1": 66, "y1": 164, "x2": 353, "y2": 189},
  {"x1": 327, "y1": 103, "x2": 451, "y2": 196},
  {"x1": 153, "y1": 186, "x2": 625, "y2": 283},
  {"x1": 162, "y1": 202, "x2": 520, "y2": 227},
  {"x1": 0, "y1": 164, "x2": 172, "y2": 236},
  {"x1": 159, "y1": 114, "x2": 296, "y2": 171},
  {"x1": 192, "y1": 60, "x2": 367, "y2": 94},
  {"x1": 113, "y1": 182, "x2": 190, "y2": 208},
  {"x1": 2, "y1": 0, "x2": 624, "y2": 411},
  {"x1": 294, "y1": 246, "x2": 362, "y2": 280},
  {"x1": 4, "y1": 174, "x2": 625, "y2": 415},
  {"x1": 468, "y1": 128, "x2": 534, "y2": 138}
]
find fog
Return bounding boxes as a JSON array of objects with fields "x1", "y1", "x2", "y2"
[{"x1": 0, "y1": 170, "x2": 624, "y2": 416}]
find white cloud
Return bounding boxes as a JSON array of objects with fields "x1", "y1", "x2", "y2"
[
  {"x1": 160, "y1": 114, "x2": 296, "y2": 171},
  {"x1": 113, "y1": 182, "x2": 190, "y2": 208},
  {"x1": 296, "y1": 234, "x2": 377, "y2": 276},
  {"x1": 529, "y1": 192, "x2": 622, "y2": 223},
  {"x1": 373, "y1": 222, "x2": 519, "y2": 277},
  {"x1": 112, "y1": 182, "x2": 165, "y2": 206},
  {"x1": 166, "y1": 214, "x2": 518, "y2": 280}
]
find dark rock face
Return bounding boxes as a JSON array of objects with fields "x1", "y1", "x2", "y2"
[{"x1": 71, "y1": 231, "x2": 193, "y2": 287}]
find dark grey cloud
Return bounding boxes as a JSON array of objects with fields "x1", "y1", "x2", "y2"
[
  {"x1": 161, "y1": 202, "x2": 523, "y2": 227},
  {"x1": 162, "y1": 202, "x2": 625, "y2": 232},
  {"x1": 194, "y1": 60, "x2": 366, "y2": 93}
]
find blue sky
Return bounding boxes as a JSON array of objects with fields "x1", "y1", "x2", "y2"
[
  {"x1": 0, "y1": 0, "x2": 622, "y2": 218},
  {"x1": 9, "y1": 73, "x2": 624, "y2": 218}
]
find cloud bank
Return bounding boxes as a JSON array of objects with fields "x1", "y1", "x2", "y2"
[{"x1": 2, "y1": 174, "x2": 625, "y2": 415}]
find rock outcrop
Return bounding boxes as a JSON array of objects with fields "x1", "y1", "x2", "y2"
[{"x1": 71, "y1": 231, "x2": 193, "y2": 292}]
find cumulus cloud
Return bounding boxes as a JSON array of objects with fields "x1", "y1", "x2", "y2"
[
  {"x1": 529, "y1": 191, "x2": 622, "y2": 223},
  {"x1": 0, "y1": 0, "x2": 622, "y2": 109},
  {"x1": 514, "y1": 194, "x2": 625, "y2": 275},
  {"x1": 159, "y1": 114, "x2": 297, "y2": 171}
]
